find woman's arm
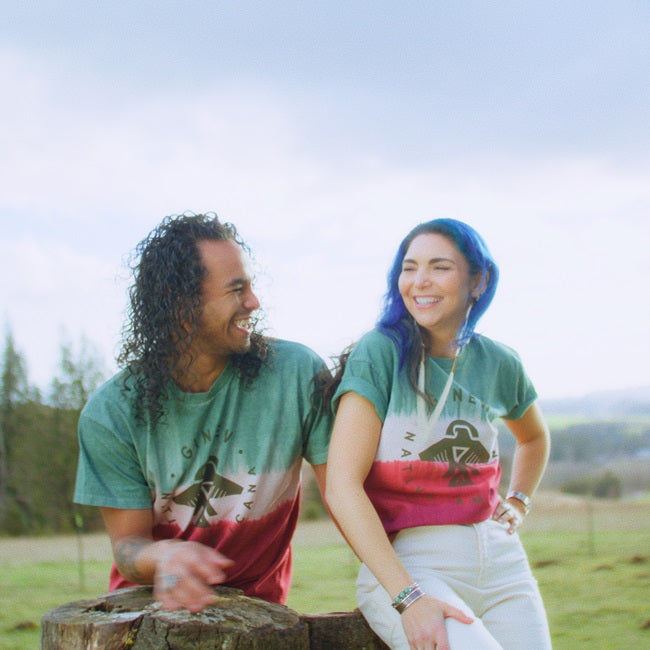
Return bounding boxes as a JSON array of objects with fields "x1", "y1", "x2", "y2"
[
  {"x1": 325, "y1": 392, "x2": 472, "y2": 650},
  {"x1": 494, "y1": 401, "x2": 550, "y2": 532},
  {"x1": 325, "y1": 392, "x2": 411, "y2": 593}
]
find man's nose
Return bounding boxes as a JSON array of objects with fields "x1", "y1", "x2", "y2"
[{"x1": 244, "y1": 289, "x2": 261, "y2": 312}]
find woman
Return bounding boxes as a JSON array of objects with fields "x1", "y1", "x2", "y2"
[{"x1": 326, "y1": 219, "x2": 552, "y2": 650}]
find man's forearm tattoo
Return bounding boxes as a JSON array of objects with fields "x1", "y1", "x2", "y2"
[{"x1": 114, "y1": 536, "x2": 152, "y2": 584}]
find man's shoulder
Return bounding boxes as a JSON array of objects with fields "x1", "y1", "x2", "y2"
[
  {"x1": 266, "y1": 338, "x2": 327, "y2": 368},
  {"x1": 81, "y1": 369, "x2": 136, "y2": 422}
]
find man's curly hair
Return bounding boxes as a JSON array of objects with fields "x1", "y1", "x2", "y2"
[{"x1": 117, "y1": 213, "x2": 269, "y2": 424}]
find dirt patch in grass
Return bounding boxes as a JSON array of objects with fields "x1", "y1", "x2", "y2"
[
  {"x1": 0, "y1": 521, "x2": 346, "y2": 564},
  {"x1": 0, "y1": 491, "x2": 646, "y2": 562},
  {"x1": 0, "y1": 532, "x2": 113, "y2": 564},
  {"x1": 12, "y1": 620, "x2": 38, "y2": 631},
  {"x1": 516, "y1": 491, "x2": 649, "y2": 532},
  {"x1": 532, "y1": 558, "x2": 562, "y2": 568}
]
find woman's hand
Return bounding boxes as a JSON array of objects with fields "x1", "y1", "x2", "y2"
[
  {"x1": 491, "y1": 498, "x2": 526, "y2": 534},
  {"x1": 401, "y1": 594, "x2": 473, "y2": 650}
]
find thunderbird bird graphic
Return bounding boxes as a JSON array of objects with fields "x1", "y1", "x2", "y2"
[
  {"x1": 172, "y1": 455, "x2": 244, "y2": 527},
  {"x1": 418, "y1": 420, "x2": 490, "y2": 487}
]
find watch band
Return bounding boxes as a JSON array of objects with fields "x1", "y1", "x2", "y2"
[{"x1": 506, "y1": 490, "x2": 531, "y2": 514}]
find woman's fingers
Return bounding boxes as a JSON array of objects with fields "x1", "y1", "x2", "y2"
[{"x1": 492, "y1": 499, "x2": 524, "y2": 534}]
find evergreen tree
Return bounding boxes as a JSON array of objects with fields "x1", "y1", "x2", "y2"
[
  {"x1": 49, "y1": 336, "x2": 105, "y2": 410},
  {"x1": 46, "y1": 337, "x2": 106, "y2": 533},
  {"x1": 0, "y1": 326, "x2": 32, "y2": 525}
]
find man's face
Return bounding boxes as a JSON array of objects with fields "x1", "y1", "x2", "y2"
[{"x1": 192, "y1": 239, "x2": 260, "y2": 364}]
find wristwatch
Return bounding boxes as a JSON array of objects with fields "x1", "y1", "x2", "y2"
[{"x1": 506, "y1": 490, "x2": 531, "y2": 515}]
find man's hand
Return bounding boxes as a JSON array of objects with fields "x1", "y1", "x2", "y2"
[
  {"x1": 153, "y1": 540, "x2": 234, "y2": 612},
  {"x1": 102, "y1": 507, "x2": 234, "y2": 613}
]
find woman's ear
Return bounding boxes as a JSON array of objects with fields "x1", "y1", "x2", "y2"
[{"x1": 472, "y1": 271, "x2": 489, "y2": 299}]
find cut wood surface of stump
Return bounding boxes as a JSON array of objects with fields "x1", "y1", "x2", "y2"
[{"x1": 41, "y1": 585, "x2": 389, "y2": 649}]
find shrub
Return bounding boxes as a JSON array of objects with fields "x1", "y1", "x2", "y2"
[{"x1": 561, "y1": 471, "x2": 622, "y2": 499}]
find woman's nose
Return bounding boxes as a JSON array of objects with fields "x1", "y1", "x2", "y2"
[{"x1": 414, "y1": 269, "x2": 430, "y2": 288}]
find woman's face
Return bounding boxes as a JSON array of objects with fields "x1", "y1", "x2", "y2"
[{"x1": 398, "y1": 232, "x2": 480, "y2": 353}]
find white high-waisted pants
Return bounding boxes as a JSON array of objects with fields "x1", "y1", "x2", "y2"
[{"x1": 356, "y1": 520, "x2": 552, "y2": 649}]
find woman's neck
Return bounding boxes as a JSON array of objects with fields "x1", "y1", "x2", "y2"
[
  {"x1": 422, "y1": 325, "x2": 458, "y2": 358},
  {"x1": 427, "y1": 338, "x2": 457, "y2": 358}
]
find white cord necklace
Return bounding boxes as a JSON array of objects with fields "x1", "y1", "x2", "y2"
[{"x1": 416, "y1": 303, "x2": 473, "y2": 434}]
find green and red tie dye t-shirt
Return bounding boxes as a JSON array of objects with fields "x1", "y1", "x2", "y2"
[
  {"x1": 333, "y1": 329, "x2": 536, "y2": 534},
  {"x1": 74, "y1": 339, "x2": 332, "y2": 604}
]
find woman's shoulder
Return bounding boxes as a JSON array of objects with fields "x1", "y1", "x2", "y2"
[
  {"x1": 471, "y1": 334, "x2": 525, "y2": 367},
  {"x1": 473, "y1": 334, "x2": 520, "y2": 355},
  {"x1": 350, "y1": 328, "x2": 399, "y2": 359}
]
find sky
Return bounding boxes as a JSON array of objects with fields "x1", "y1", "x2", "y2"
[{"x1": 1, "y1": 1, "x2": 648, "y2": 400}]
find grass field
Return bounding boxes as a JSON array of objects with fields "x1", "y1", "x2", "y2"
[{"x1": 1, "y1": 492, "x2": 648, "y2": 649}]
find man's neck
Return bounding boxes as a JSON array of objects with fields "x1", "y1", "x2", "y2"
[{"x1": 172, "y1": 354, "x2": 229, "y2": 393}]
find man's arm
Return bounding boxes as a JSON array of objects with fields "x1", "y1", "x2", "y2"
[
  {"x1": 101, "y1": 507, "x2": 156, "y2": 584},
  {"x1": 101, "y1": 507, "x2": 234, "y2": 613}
]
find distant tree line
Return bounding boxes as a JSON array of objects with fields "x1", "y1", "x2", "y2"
[
  {"x1": 498, "y1": 419, "x2": 650, "y2": 499},
  {"x1": 2, "y1": 323, "x2": 649, "y2": 537},
  {"x1": 0, "y1": 325, "x2": 330, "y2": 537},
  {"x1": 498, "y1": 421, "x2": 650, "y2": 464},
  {"x1": 546, "y1": 422, "x2": 650, "y2": 462},
  {"x1": 0, "y1": 326, "x2": 106, "y2": 536}
]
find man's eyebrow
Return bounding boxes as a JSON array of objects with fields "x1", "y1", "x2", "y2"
[{"x1": 225, "y1": 276, "x2": 249, "y2": 288}]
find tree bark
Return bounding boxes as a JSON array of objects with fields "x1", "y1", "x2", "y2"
[
  {"x1": 301, "y1": 610, "x2": 390, "y2": 649},
  {"x1": 41, "y1": 586, "x2": 390, "y2": 649},
  {"x1": 41, "y1": 586, "x2": 309, "y2": 649}
]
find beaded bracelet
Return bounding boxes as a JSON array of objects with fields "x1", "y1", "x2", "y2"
[
  {"x1": 393, "y1": 586, "x2": 425, "y2": 614},
  {"x1": 392, "y1": 583, "x2": 418, "y2": 607},
  {"x1": 392, "y1": 582, "x2": 425, "y2": 613},
  {"x1": 395, "y1": 587, "x2": 424, "y2": 614}
]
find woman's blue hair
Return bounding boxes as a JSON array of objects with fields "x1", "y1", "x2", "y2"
[{"x1": 377, "y1": 218, "x2": 499, "y2": 369}]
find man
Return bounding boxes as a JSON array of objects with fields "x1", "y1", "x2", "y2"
[{"x1": 74, "y1": 213, "x2": 331, "y2": 613}]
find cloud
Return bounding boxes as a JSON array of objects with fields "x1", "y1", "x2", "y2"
[
  {"x1": 0, "y1": 237, "x2": 124, "y2": 387},
  {"x1": 1, "y1": 44, "x2": 648, "y2": 399}
]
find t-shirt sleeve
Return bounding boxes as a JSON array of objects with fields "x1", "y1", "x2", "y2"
[
  {"x1": 500, "y1": 347, "x2": 538, "y2": 420},
  {"x1": 299, "y1": 355, "x2": 334, "y2": 466},
  {"x1": 332, "y1": 331, "x2": 396, "y2": 422},
  {"x1": 74, "y1": 409, "x2": 152, "y2": 509}
]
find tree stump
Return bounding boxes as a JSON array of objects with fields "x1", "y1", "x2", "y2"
[
  {"x1": 41, "y1": 585, "x2": 389, "y2": 649},
  {"x1": 301, "y1": 611, "x2": 389, "y2": 649},
  {"x1": 41, "y1": 586, "x2": 309, "y2": 649}
]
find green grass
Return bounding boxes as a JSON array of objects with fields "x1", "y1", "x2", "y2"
[
  {"x1": 0, "y1": 560, "x2": 112, "y2": 649},
  {"x1": 2, "y1": 528, "x2": 649, "y2": 649},
  {"x1": 287, "y1": 543, "x2": 360, "y2": 613},
  {"x1": 521, "y1": 528, "x2": 650, "y2": 649}
]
